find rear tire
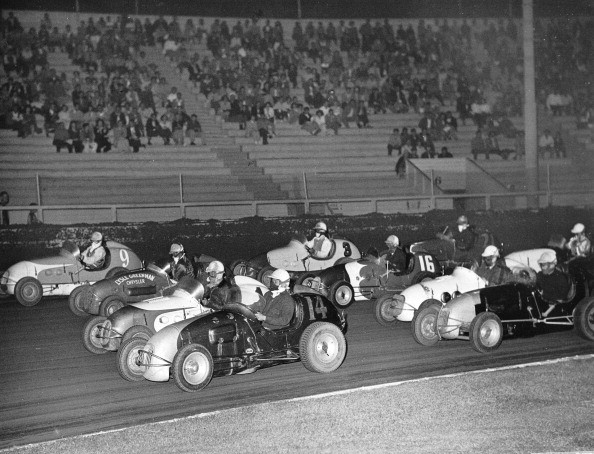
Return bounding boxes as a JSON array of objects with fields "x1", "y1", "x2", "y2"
[
  {"x1": 230, "y1": 259, "x2": 247, "y2": 276},
  {"x1": 117, "y1": 338, "x2": 148, "y2": 381},
  {"x1": 82, "y1": 316, "x2": 109, "y2": 354},
  {"x1": 15, "y1": 277, "x2": 43, "y2": 307},
  {"x1": 69, "y1": 284, "x2": 90, "y2": 317},
  {"x1": 412, "y1": 304, "x2": 441, "y2": 346},
  {"x1": 574, "y1": 297, "x2": 594, "y2": 341},
  {"x1": 257, "y1": 265, "x2": 276, "y2": 288},
  {"x1": 172, "y1": 344, "x2": 214, "y2": 392},
  {"x1": 329, "y1": 280, "x2": 354, "y2": 309},
  {"x1": 469, "y1": 312, "x2": 503, "y2": 353},
  {"x1": 300, "y1": 322, "x2": 347, "y2": 373},
  {"x1": 121, "y1": 325, "x2": 154, "y2": 345},
  {"x1": 374, "y1": 294, "x2": 399, "y2": 327}
]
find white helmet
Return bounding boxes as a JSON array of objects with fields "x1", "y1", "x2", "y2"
[
  {"x1": 169, "y1": 243, "x2": 184, "y2": 254},
  {"x1": 270, "y1": 268, "x2": 290, "y2": 283},
  {"x1": 91, "y1": 231, "x2": 103, "y2": 242},
  {"x1": 385, "y1": 235, "x2": 400, "y2": 247},
  {"x1": 537, "y1": 251, "x2": 557, "y2": 265},
  {"x1": 314, "y1": 221, "x2": 327, "y2": 233},
  {"x1": 205, "y1": 260, "x2": 225, "y2": 274},
  {"x1": 457, "y1": 215, "x2": 469, "y2": 225},
  {"x1": 571, "y1": 223, "x2": 585, "y2": 234},
  {"x1": 481, "y1": 245, "x2": 500, "y2": 257}
]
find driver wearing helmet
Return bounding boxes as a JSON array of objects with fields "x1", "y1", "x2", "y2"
[
  {"x1": 567, "y1": 223, "x2": 591, "y2": 258},
  {"x1": 203, "y1": 260, "x2": 241, "y2": 310},
  {"x1": 536, "y1": 251, "x2": 572, "y2": 304},
  {"x1": 381, "y1": 234, "x2": 406, "y2": 274},
  {"x1": 473, "y1": 245, "x2": 513, "y2": 287},
  {"x1": 305, "y1": 221, "x2": 333, "y2": 259},
  {"x1": 168, "y1": 242, "x2": 194, "y2": 281},
  {"x1": 437, "y1": 215, "x2": 476, "y2": 253},
  {"x1": 80, "y1": 231, "x2": 106, "y2": 270},
  {"x1": 251, "y1": 268, "x2": 295, "y2": 330}
]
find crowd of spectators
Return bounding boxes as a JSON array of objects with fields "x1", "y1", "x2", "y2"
[{"x1": 0, "y1": 12, "x2": 592, "y2": 152}]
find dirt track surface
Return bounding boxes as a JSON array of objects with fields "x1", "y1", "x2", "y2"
[{"x1": 1, "y1": 295, "x2": 594, "y2": 451}]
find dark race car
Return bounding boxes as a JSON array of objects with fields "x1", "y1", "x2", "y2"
[
  {"x1": 409, "y1": 230, "x2": 501, "y2": 273},
  {"x1": 412, "y1": 259, "x2": 594, "y2": 353},
  {"x1": 132, "y1": 284, "x2": 348, "y2": 392},
  {"x1": 69, "y1": 254, "x2": 219, "y2": 317},
  {"x1": 298, "y1": 250, "x2": 442, "y2": 309},
  {"x1": 231, "y1": 234, "x2": 361, "y2": 286}
]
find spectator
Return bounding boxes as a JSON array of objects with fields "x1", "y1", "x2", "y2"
[
  {"x1": 356, "y1": 100, "x2": 370, "y2": 128},
  {"x1": 438, "y1": 146, "x2": 453, "y2": 158},
  {"x1": 53, "y1": 122, "x2": 72, "y2": 153},
  {"x1": 387, "y1": 128, "x2": 402, "y2": 156},
  {"x1": 27, "y1": 203, "x2": 41, "y2": 225},
  {"x1": 159, "y1": 113, "x2": 172, "y2": 145},
  {"x1": 0, "y1": 191, "x2": 9, "y2": 226},
  {"x1": 485, "y1": 131, "x2": 500, "y2": 160},
  {"x1": 111, "y1": 119, "x2": 129, "y2": 152},
  {"x1": 471, "y1": 130, "x2": 486, "y2": 160},
  {"x1": 145, "y1": 112, "x2": 160, "y2": 145},
  {"x1": 325, "y1": 108, "x2": 341, "y2": 135},
  {"x1": 538, "y1": 129, "x2": 555, "y2": 158},
  {"x1": 553, "y1": 131, "x2": 566, "y2": 158},
  {"x1": 313, "y1": 109, "x2": 326, "y2": 135},
  {"x1": 67, "y1": 121, "x2": 83, "y2": 153},
  {"x1": 257, "y1": 114, "x2": 272, "y2": 145},
  {"x1": 186, "y1": 114, "x2": 203, "y2": 145},
  {"x1": 127, "y1": 118, "x2": 144, "y2": 152},
  {"x1": 94, "y1": 119, "x2": 111, "y2": 153},
  {"x1": 80, "y1": 122, "x2": 97, "y2": 153},
  {"x1": 299, "y1": 106, "x2": 320, "y2": 135},
  {"x1": 171, "y1": 112, "x2": 186, "y2": 145}
]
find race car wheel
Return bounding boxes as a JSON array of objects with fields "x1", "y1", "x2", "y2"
[
  {"x1": 469, "y1": 312, "x2": 503, "y2": 353},
  {"x1": 99, "y1": 296, "x2": 124, "y2": 316},
  {"x1": 574, "y1": 297, "x2": 594, "y2": 341},
  {"x1": 172, "y1": 344, "x2": 214, "y2": 392},
  {"x1": 105, "y1": 267, "x2": 128, "y2": 279},
  {"x1": 230, "y1": 259, "x2": 247, "y2": 276},
  {"x1": 117, "y1": 338, "x2": 148, "y2": 381},
  {"x1": 300, "y1": 322, "x2": 347, "y2": 374},
  {"x1": 412, "y1": 304, "x2": 441, "y2": 346},
  {"x1": 413, "y1": 299, "x2": 442, "y2": 324},
  {"x1": 82, "y1": 316, "x2": 109, "y2": 355},
  {"x1": 121, "y1": 325, "x2": 154, "y2": 345},
  {"x1": 295, "y1": 272, "x2": 317, "y2": 287},
  {"x1": 14, "y1": 277, "x2": 43, "y2": 307},
  {"x1": 68, "y1": 284, "x2": 90, "y2": 317},
  {"x1": 374, "y1": 294, "x2": 399, "y2": 327},
  {"x1": 412, "y1": 272, "x2": 435, "y2": 284},
  {"x1": 329, "y1": 281, "x2": 354, "y2": 309},
  {"x1": 257, "y1": 265, "x2": 276, "y2": 288}
]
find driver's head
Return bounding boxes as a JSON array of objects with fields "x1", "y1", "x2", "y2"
[
  {"x1": 205, "y1": 260, "x2": 225, "y2": 287},
  {"x1": 269, "y1": 268, "x2": 290, "y2": 292},
  {"x1": 313, "y1": 221, "x2": 327, "y2": 237},
  {"x1": 537, "y1": 251, "x2": 557, "y2": 275},
  {"x1": 571, "y1": 223, "x2": 586, "y2": 238},
  {"x1": 385, "y1": 235, "x2": 399, "y2": 251},
  {"x1": 481, "y1": 245, "x2": 499, "y2": 267},
  {"x1": 457, "y1": 215, "x2": 469, "y2": 231},
  {"x1": 91, "y1": 231, "x2": 103, "y2": 244},
  {"x1": 169, "y1": 242, "x2": 184, "y2": 260}
]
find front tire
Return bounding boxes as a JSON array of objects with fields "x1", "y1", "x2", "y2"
[
  {"x1": 295, "y1": 272, "x2": 317, "y2": 287},
  {"x1": 469, "y1": 312, "x2": 503, "y2": 353},
  {"x1": 230, "y1": 259, "x2": 247, "y2": 276},
  {"x1": 172, "y1": 344, "x2": 214, "y2": 392},
  {"x1": 329, "y1": 280, "x2": 354, "y2": 309},
  {"x1": 121, "y1": 325, "x2": 154, "y2": 345},
  {"x1": 117, "y1": 338, "x2": 148, "y2": 381},
  {"x1": 82, "y1": 316, "x2": 108, "y2": 354},
  {"x1": 69, "y1": 284, "x2": 90, "y2": 317},
  {"x1": 374, "y1": 294, "x2": 399, "y2": 327},
  {"x1": 300, "y1": 322, "x2": 347, "y2": 373},
  {"x1": 412, "y1": 304, "x2": 441, "y2": 346},
  {"x1": 257, "y1": 265, "x2": 276, "y2": 287},
  {"x1": 574, "y1": 297, "x2": 594, "y2": 341},
  {"x1": 15, "y1": 277, "x2": 43, "y2": 307},
  {"x1": 99, "y1": 296, "x2": 124, "y2": 316}
]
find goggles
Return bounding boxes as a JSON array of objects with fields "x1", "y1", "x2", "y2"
[{"x1": 208, "y1": 271, "x2": 223, "y2": 279}]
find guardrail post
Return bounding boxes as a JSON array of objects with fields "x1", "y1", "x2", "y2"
[
  {"x1": 485, "y1": 195, "x2": 491, "y2": 210},
  {"x1": 179, "y1": 174, "x2": 185, "y2": 218},
  {"x1": 112, "y1": 206, "x2": 117, "y2": 222}
]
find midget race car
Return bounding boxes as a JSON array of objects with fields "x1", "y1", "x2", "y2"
[
  {"x1": 69, "y1": 254, "x2": 219, "y2": 317},
  {"x1": 231, "y1": 234, "x2": 361, "y2": 286},
  {"x1": 299, "y1": 250, "x2": 441, "y2": 308},
  {"x1": 120, "y1": 284, "x2": 348, "y2": 391},
  {"x1": 0, "y1": 241, "x2": 142, "y2": 307},
  {"x1": 412, "y1": 272, "x2": 593, "y2": 353},
  {"x1": 373, "y1": 248, "x2": 548, "y2": 327}
]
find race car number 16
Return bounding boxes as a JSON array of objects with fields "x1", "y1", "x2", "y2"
[{"x1": 418, "y1": 255, "x2": 435, "y2": 273}]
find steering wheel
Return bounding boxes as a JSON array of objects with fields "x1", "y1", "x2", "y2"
[{"x1": 225, "y1": 302, "x2": 259, "y2": 322}]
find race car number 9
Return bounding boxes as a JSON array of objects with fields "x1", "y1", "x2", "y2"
[
  {"x1": 418, "y1": 255, "x2": 435, "y2": 273},
  {"x1": 119, "y1": 250, "x2": 130, "y2": 267}
]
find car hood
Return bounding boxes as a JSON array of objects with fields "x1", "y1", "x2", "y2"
[
  {"x1": 400, "y1": 267, "x2": 485, "y2": 305},
  {"x1": 443, "y1": 290, "x2": 482, "y2": 322},
  {"x1": 266, "y1": 239, "x2": 309, "y2": 269},
  {"x1": 234, "y1": 276, "x2": 269, "y2": 306},
  {"x1": 130, "y1": 291, "x2": 200, "y2": 310}
]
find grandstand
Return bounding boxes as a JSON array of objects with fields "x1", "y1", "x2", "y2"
[{"x1": 0, "y1": 10, "x2": 592, "y2": 224}]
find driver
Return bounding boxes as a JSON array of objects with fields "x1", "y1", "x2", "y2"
[
  {"x1": 251, "y1": 268, "x2": 295, "y2": 330},
  {"x1": 381, "y1": 235, "x2": 406, "y2": 274},
  {"x1": 305, "y1": 221, "x2": 332, "y2": 259},
  {"x1": 169, "y1": 242, "x2": 194, "y2": 281},
  {"x1": 536, "y1": 251, "x2": 572, "y2": 304},
  {"x1": 437, "y1": 215, "x2": 476, "y2": 257},
  {"x1": 567, "y1": 223, "x2": 591, "y2": 258},
  {"x1": 80, "y1": 231, "x2": 106, "y2": 270},
  {"x1": 474, "y1": 245, "x2": 514, "y2": 287},
  {"x1": 203, "y1": 260, "x2": 241, "y2": 310}
]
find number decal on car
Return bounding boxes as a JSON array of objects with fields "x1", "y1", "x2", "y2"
[
  {"x1": 120, "y1": 250, "x2": 130, "y2": 268},
  {"x1": 342, "y1": 242, "x2": 352, "y2": 257},
  {"x1": 418, "y1": 255, "x2": 435, "y2": 273},
  {"x1": 306, "y1": 297, "x2": 328, "y2": 320}
]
